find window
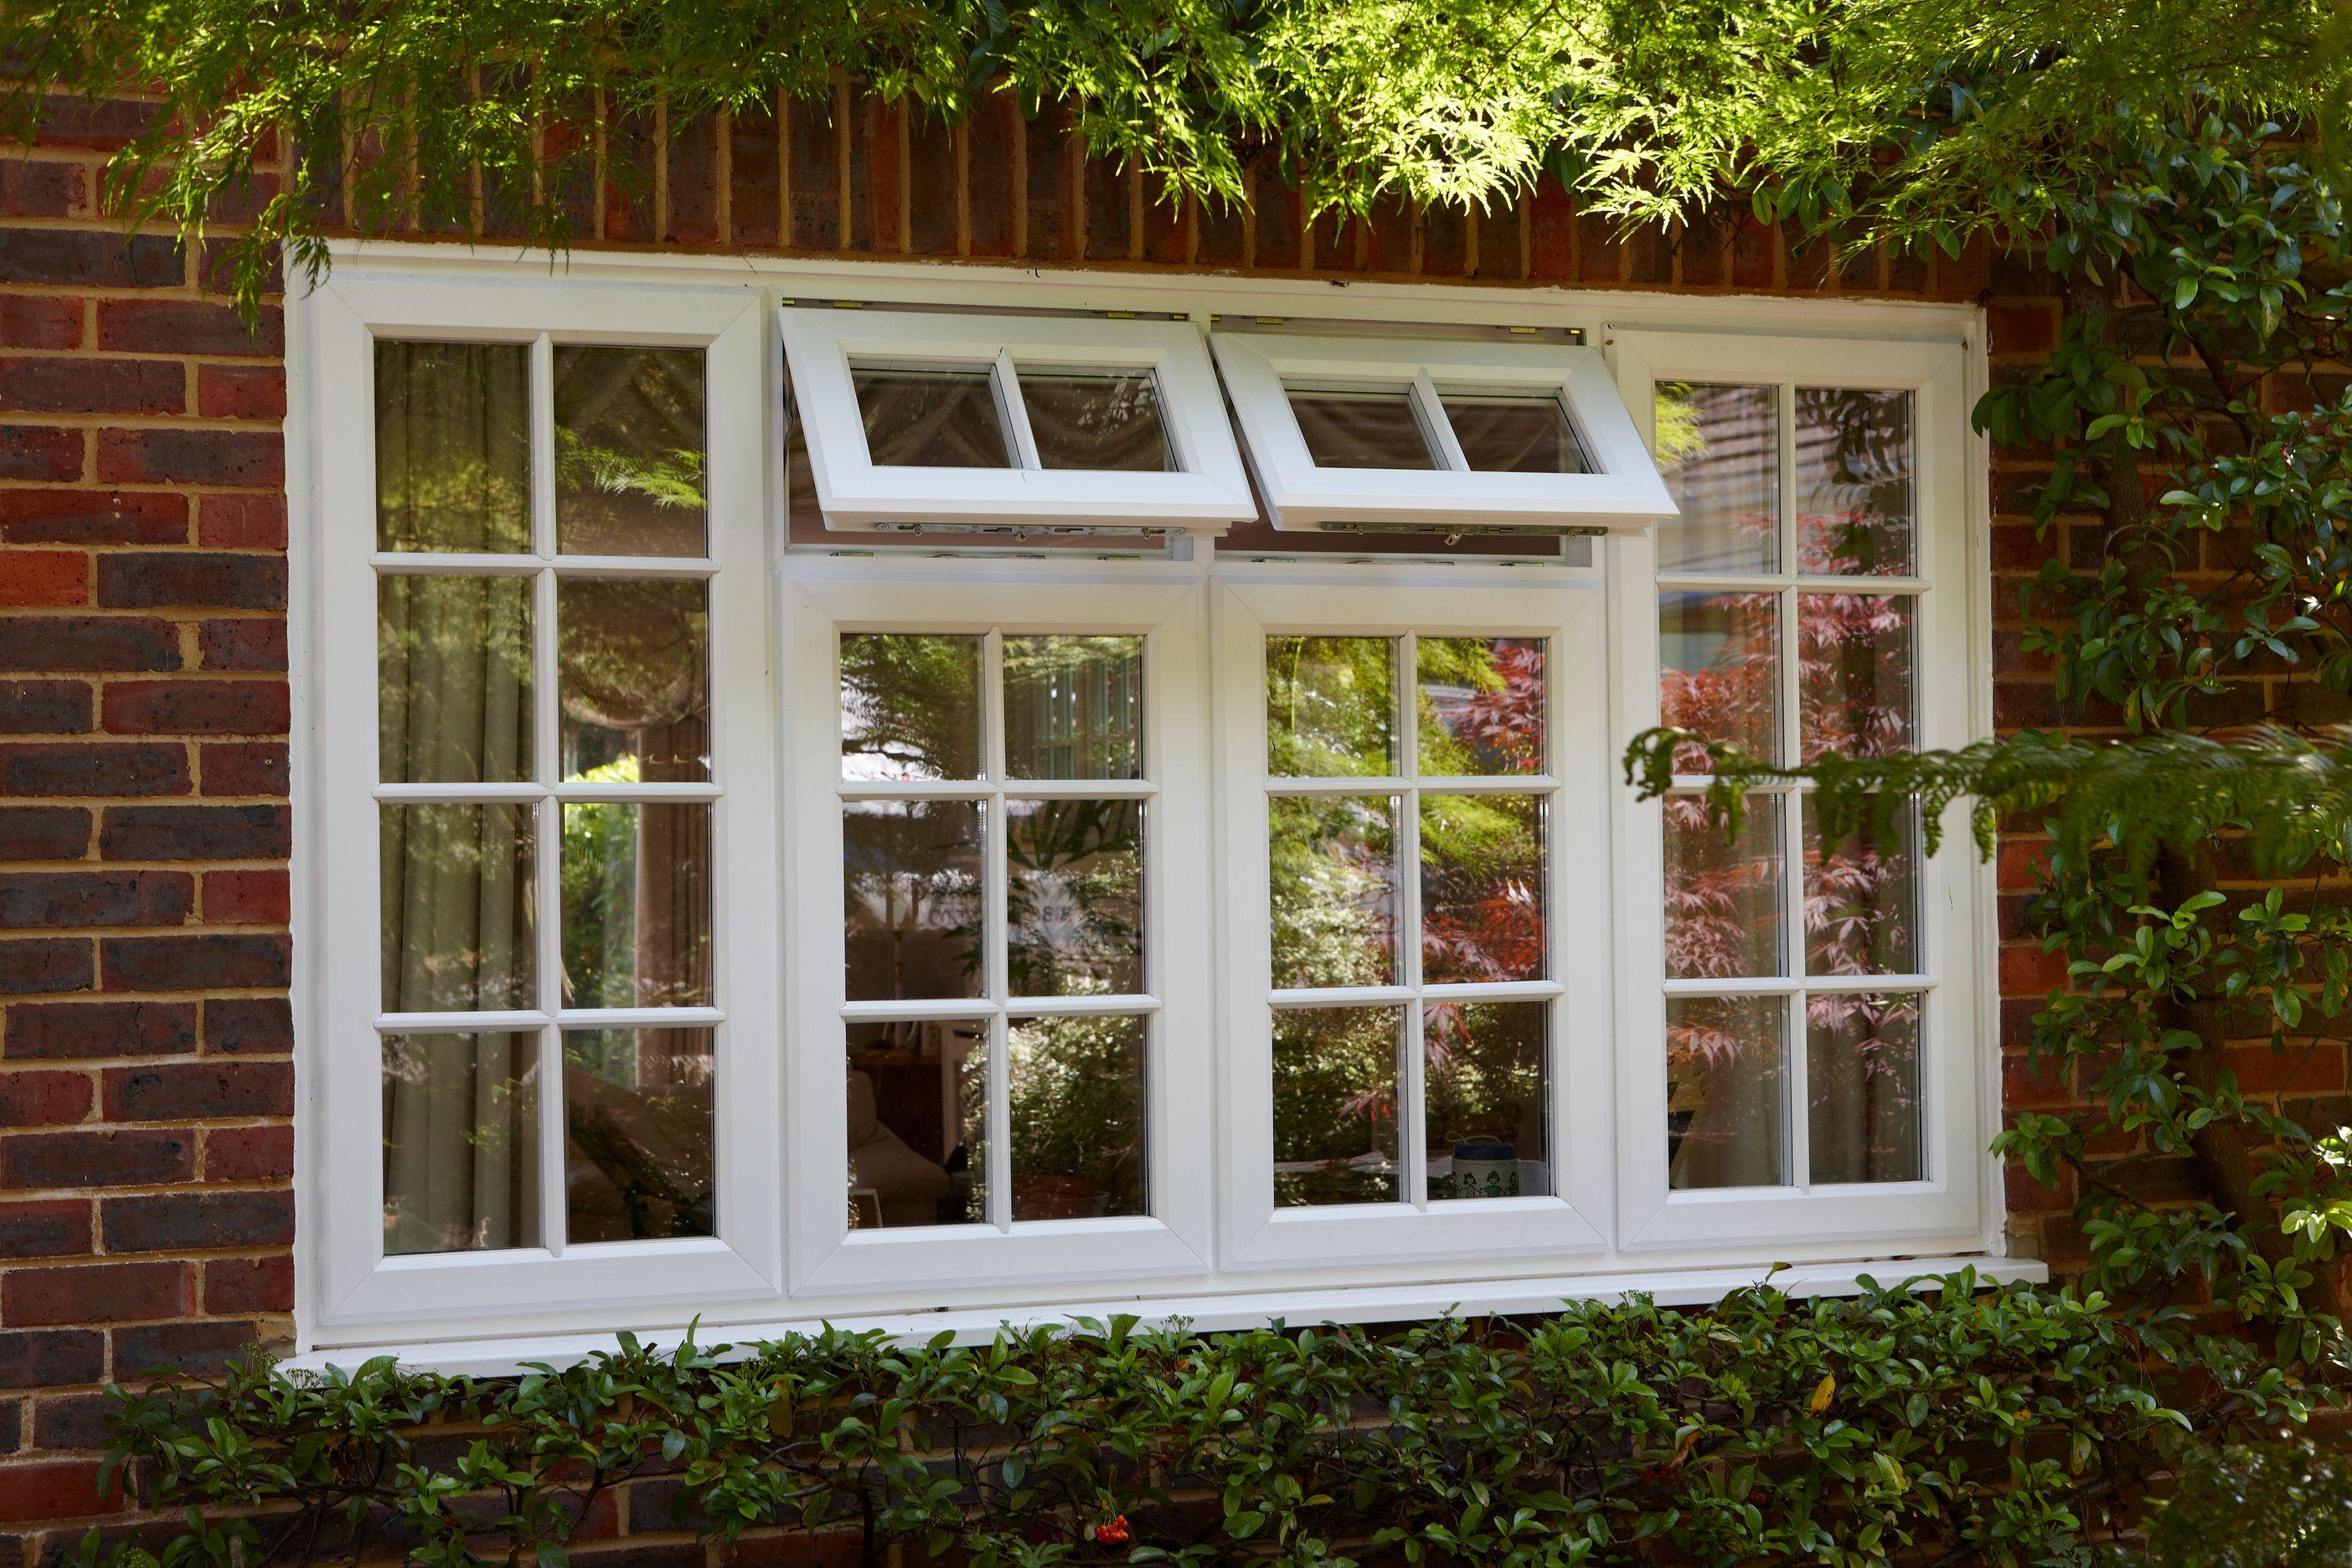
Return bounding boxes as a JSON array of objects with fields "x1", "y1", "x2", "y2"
[{"x1": 298, "y1": 253, "x2": 2007, "y2": 1358}]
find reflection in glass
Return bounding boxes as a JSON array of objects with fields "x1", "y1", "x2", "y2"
[
  {"x1": 1005, "y1": 636, "x2": 1141, "y2": 780},
  {"x1": 1668, "y1": 994, "x2": 1787, "y2": 1189},
  {"x1": 1424, "y1": 1002, "x2": 1549, "y2": 1200},
  {"x1": 1659, "y1": 591, "x2": 1779, "y2": 772},
  {"x1": 853, "y1": 365, "x2": 1011, "y2": 467},
  {"x1": 1654, "y1": 382, "x2": 1777, "y2": 574},
  {"x1": 1417, "y1": 637, "x2": 1545, "y2": 776},
  {"x1": 841, "y1": 633, "x2": 983, "y2": 781},
  {"x1": 558, "y1": 578, "x2": 709, "y2": 782},
  {"x1": 374, "y1": 341, "x2": 530, "y2": 554},
  {"x1": 1664, "y1": 795, "x2": 1783, "y2": 980},
  {"x1": 1807, "y1": 994, "x2": 1922, "y2": 1184},
  {"x1": 1441, "y1": 394, "x2": 1591, "y2": 473},
  {"x1": 1421, "y1": 793, "x2": 1545, "y2": 984},
  {"x1": 1798, "y1": 388, "x2": 1913, "y2": 576},
  {"x1": 1272, "y1": 1006, "x2": 1403, "y2": 1207},
  {"x1": 1799, "y1": 593, "x2": 1914, "y2": 761},
  {"x1": 1270, "y1": 796, "x2": 1397, "y2": 989},
  {"x1": 1008, "y1": 800, "x2": 1142, "y2": 997},
  {"x1": 1266, "y1": 636, "x2": 1397, "y2": 777},
  {"x1": 382, "y1": 1032, "x2": 539, "y2": 1255},
  {"x1": 563, "y1": 1027, "x2": 715, "y2": 1242},
  {"x1": 1803, "y1": 797, "x2": 1919, "y2": 975},
  {"x1": 378, "y1": 575, "x2": 533, "y2": 784},
  {"x1": 554, "y1": 346, "x2": 707, "y2": 557},
  {"x1": 1019, "y1": 370, "x2": 1172, "y2": 471},
  {"x1": 1008, "y1": 1014, "x2": 1148, "y2": 1220},
  {"x1": 560, "y1": 802, "x2": 712, "y2": 1009},
  {"x1": 379, "y1": 802, "x2": 536, "y2": 1013},
  {"x1": 846, "y1": 1019, "x2": 987, "y2": 1227},
  {"x1": 1288, "y1": 388, "x2": 1436, "y2": 469},
  {"x1": 843, "y1": 800, "x2": 985, "y2": 1002}
]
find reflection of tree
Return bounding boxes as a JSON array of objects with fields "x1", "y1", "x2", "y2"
[
  {"x1": 1005, "y1": 1015, "x2": 1145, "y2": 1214},
  {"x1": 1006, "y1": 799, "x2": 1141, "y2": 997},
  {"x1": 839, "y1": 633, "x2": 981, "y2": 779}
]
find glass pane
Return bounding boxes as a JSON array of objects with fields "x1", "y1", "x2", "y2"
[
  {"x1": 843, "y1": 800, "x2": 985, "y2": 1002},
  {"x1": 1440, "y1": 394, "x2": 1591, "y2": 473},
  {"x1": 1807, "y1": 993, "x2": 1923, "y2": 1184},
  {"x1": 1007, "y1": 800, "x2": 1142, "y2": 998},
  {"x1": 554, "y1": 346, "x2": 706, "y2": 557},
  {"x1": 1018, "y1": 370, "x2": 1171, "y2": 471},
  {"x1": 1797, "y1": 388, "x2": 1913, "y2": 577},
  {"x1": 1659, "y1": 591, "x2": 1779, "y2": 772},
  {"x1": 1654, "y1": 382, "x2": 1777, "y2": 574},
  {"x1": 1287, "y1": 388, "x2": 1436, "y2": 469},
  {"x1": 558, "y1": 578, "x2": 708, "y2": 783},
  {"x1": 853, "y1": 365, "x2": 1011, "y2": 467},
  {"x1": 1417, "y1": 637, "x2": 1545, "y2": 776},
  {"x1": 374, "y1": 341, "x2": 530, "y2": 554},
  {"x1": 847, "y1": 1019, "x2": 987, "y2": 1227},
  {"x1": 1664, "y1": 795, "x2": 1784, "y2": 981},
  {"x1": 560, "y1": 803, "x2": 712, "y2": 1009},
  {"x1": 378, "y1": 575, "x2": 533, "y2": 784},
  {"x1": 1271, "y1": 1006, "x2": 1403, "y2": 1207},
  {"x1": 1799, "y1": 593, "x2": 1914, "y2": 761},
  {"x1": 563, "y1": 1027, "x2": 714, "y2": 1242},
  {"x1": 1668, "y1": 995, "x2": 1787, "y2": 1189},
  {"x1": 1270, "y1": 796, "x2": 1397, "y2": 989},
  {"x1": 1266, "y1": 635, "x2": 1398, "y2": 777},
  {"x1": 1424, "y1": 1001, "x2": 1550, "y2": 1200},
  {"x1": 1008, "y1": 1014, "x2": 1148, "y2": 1220},
  {"x1": 841, "y1": 632, "x2": 983, "y2": 781},
  {"x1": 379, "y1": 802, "x2": 536, "y2": 1013},
  {"x1": 1420, "y1": 793, "x2": 1545, "y2": 984},
  {"x1": 1803, "y1": 797, "x2": 1919, "y2": 975},
  {"x1": 382, "y1": 1032, "x2": 539, "y2": 1255},
  {"x1": 1004, "y1": 635, "x2": 1141, "y2": 780}
]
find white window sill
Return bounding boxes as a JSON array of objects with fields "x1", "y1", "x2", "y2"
[{"x1": 285, "y1": 1254, "x2": 2048, "y2": 1378}]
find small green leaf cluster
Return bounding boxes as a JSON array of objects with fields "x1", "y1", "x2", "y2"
[{"x1": 87, "y1": 1277, "x2": 2281, "y2": 1568}]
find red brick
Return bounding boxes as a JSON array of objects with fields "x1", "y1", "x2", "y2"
[
  {"x1": 95, "y1": 300, "x2": 282, "y2": 358},
  {"x1": 194, "y1": 364, "x2": 284, "y2": 420},
  {"x1": 1527, "y1": 183, "x2": 1573, "y2": 281},
  {"x1": 196, "y1": 741, "x2": 285, "y2": 797},
  {"x1": 966, "y1": 97, "x2": 1017, "y2": 259},
  {"x1": 846, "y1": 98, "x2": 902, "y2": 255},
  {"x1": 0, "y1": 230, "x2": 178, "y2": 289},
  {"x1": 1478, "y1": 198, "x2": 1523, "y2": 281},
  {"x1": 0, "y1": 297, "x2": 80, "y2": 349},
  {"x1": 0, "y1": 940, "x2": 90, "y2": 997},
  {"x1": 0, "y1": 554, "x2": 85, "y2": 608},
  {"x1": 0, "y1": 1330, "x2": 101, "y2": 1388},
  {"x1": 112, "y1": 1318, "x2": 266, "y2": 1379},
  {"x1": 0, "y1": 1073, "x2": 90, "y2": 1127},
  {"x1": 2000, "y1": 943, "x2": 2073, "y2": 995},
  {"x1": 0, "y1": 1459, "x2": 116, "y2": 1522},
  {"x1": 22, "y1": 95, "x2": 157, "y2": 152},
  {"x1": 4, "y1": 1001, "x2": 198, "y2": 1060},
  {"x1": 1988, "y1": 302, "x2": 2058, "y2": 358},
  {"x1": 33, "y1": 1390, "x2": 112, "y2": 1450},
  {"x1": 0, "y1": 870, "x2": 193, "y2": 929},
  {"x1": 102, "y1": 1060, "x2": 292, "y2": 1120},
  {"x1": 785, "y1": 91, "x2": 838, "y2": 250},
  {"x1": 1421, "y1": 204, "x2": 1467, "y2": 279},
  {"x1": 202, "y1": 1125, "x2": 291, "y2": 1182},
  {"x1": 1081, "y1": 150, "x2": 1128, "y2": 264},
  {"x1": 0, "y1": 616, "x2": 177, "y2": 672},
  {"x1": 98, "y1": 804, "x2": 288, "y2": 861},
  {"x1": 2, "y1": 1261, "x2": 189, "y2": 1326},
  {"x1": 0, "y1": 681, "x2": 88, "y2": 735},
  {"x1": 727, "y1": 105, "x2": 781, "y2": 249},
  {"x1": 1362, "y1": 193, "x2": 1411, "y2": 274},
  {"x1": 0, "y1": 162, "x2": 79, "y2": 219},
  {"x1": 193, "y1": 493, "x2": 285, "y2": 550},
  {"x1": 1251, "y1": 158, "x2": 1299, "y2": 271},
  {"x1": 100, "y1": 1190, "x2": 293, "y2": 1253},
  {"x1": 0, "y1": 1200, "x2": 92, "y2": 1261},
  {"x1": 0, "y1": 808, "x2": 88, "y2": 861},
  {"x1": 196, "y1": 618, "x2": 285, "y2": 671},
  {"x1": 101, "y1": 678, "x2": 288, "y2": 735},
  {"x1": 0, "y1": 426, "x2": 80, "y2": 482},
  {"x1": 0, "y1": 358, "x2": 181, "y2": 415},
  {"x1": 2221, "y1": 1042, "x2": 2347, "y2": 1097},
  {"x1": 99, "y1": 935, "x2": 290, "y2": 994},
  {"x1": 94, "y1": 429, "x2": 282, "y2": 487},
  {"x1": 0, "y1": 742, "x2": 188, "y2": 797},
  {"x1": 202, "y1": 997, "x2": 289, "y2": 1055},
  {"x1": 95, "y1": 553, "x2": 285, "y2": 610},
  {"x1": 203, "y1": 1255, "x2": 292, "y2": 1314},
  {"x1": 201, "y1": 869, "x2": 286, "y2": 925},
  {"x1": 0, "y1": 1128, "x2": 190, "y2": 1189},
  {"x1": 0, "y1": 490, "x2": 186, "y2": 545}
]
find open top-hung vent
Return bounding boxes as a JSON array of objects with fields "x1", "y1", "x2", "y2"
[
  {"x1": 1210, "y1": 333, "x2": 1678, "y2": 534},
  {"x1": 781, "y1": 307, "x2": 1257, "y2": 534}
]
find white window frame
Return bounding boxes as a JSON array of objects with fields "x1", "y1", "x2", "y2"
[
  {"x1": 305, "y1": 272, "x2": 783, "y2": 1331},
  {"x1": 1605, "y1": 328, "x2": 1986, "y2": 1252},
  {"x1": 780, "y1": 308, "x2": 1256, "y2": 533},
  {"x1": 780, "y1": 574, "x2": 1215, "y2": 1296},
  {"x1": 1210, "y1": 333, "x2": 1676, "y2": 533},
  {"x1": 1210, "y1": 581, "x2": 1612, "y2": 1269}
]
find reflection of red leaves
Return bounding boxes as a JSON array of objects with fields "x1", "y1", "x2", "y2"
[
  {"x1": 1436, "y1": 640, "x2": 1548, "y2": 774},
  {"x1": 1089, "y1": 1514, "x2": 1131, "y2": 1545}
]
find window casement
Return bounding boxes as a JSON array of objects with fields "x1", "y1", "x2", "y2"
[
  {"x1": 1210, "y1": 333, "x2": 1676, "y2": 534},
  {"x1": 308, "y1": 278, "x2": 781, "y2": 1329},
  {"x1": 779, "y1": 308, "x2": 1256, "y2": 535},
  {"x1": 1605, "y1": 328, "x2": 1986, "y2": 1251}
]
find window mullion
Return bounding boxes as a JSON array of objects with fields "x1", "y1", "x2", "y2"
[
  {"x1": 528, "y1": 333, "x2": 568, "y2": 1257},
  {"x1": 982, "y1": 630, "x2": 1013, "y2": 1230},
  {"x1": 995, "y1": 349, "x2": 1044, "y2": 471},
  {"x1": 1398, "y1": 632, "x2": 1428, "y2": 1210}
]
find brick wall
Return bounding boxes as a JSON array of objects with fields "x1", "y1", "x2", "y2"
[{"x1": 0, "y1": 87, "x2": 2077, "y2": 1560}]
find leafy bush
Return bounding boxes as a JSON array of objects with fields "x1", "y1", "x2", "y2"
[{"x1": 90, "y1": 1275, "x2": 2310, "y2": 1568}]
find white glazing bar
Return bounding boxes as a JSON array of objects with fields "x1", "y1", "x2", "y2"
[
  {"x1": 1264, "y1": 776, "x2": 1412, "y2": 797},
  {"x1": 376, "y1": 1009, "x2": 555, "y2": 1034},
  {"x1": 1418, "y1": 979, "x2": 1566, "y2": 1003},
  {"x1": 1413, "y1": 773, "x2": 1562, "y2": 795},
  {"x1": 369, "y1": 552, "x2": 544, "y2": 576},
  {"x1": 1413, "y1": 369, "x2": 1473, "y2": 472},
  {"x1": 998, "y1": 778, "x2": 1158, "y2": 800},
  {"x1": 1656, "y1": 573, "x2": 1931, "y2": 596},
  {"x1": 1659, "y1": 977, "x2": 1803, "y2": 998},
  {"x1": 554, "y1": 1006, "x2": 727, "y2": 1029},
  {"x1": 529, "y1": 332, "x2": 568, "y2": 1258},
  {"x1": 1269, "y1": 984, "x2": 1418, "y2": 1009},
  {"x1": 1397, "y1": 632, "x2": 1428, "y2": 1210},
  {"x1": 1003, "y1": 993, "x2": 1163, "y2": 1017},
  {"x1": 840, "y1": 997, "x2": 1003, "y2": 1023},
  {"x1": 374, "y1": 782, "x2": 545, "y2": 803},
  {"x1": 982, "y1": 629, "x2": 1012, "y2": 1230},
  {"x1": 997, "y1": 349, "x2": 1044, "y2": 471},
  {"x1": 549, "y1": 554, "x2": 720, "y2": 578},
  {"x1": 550, "y1": 781, "x2": 724, "y2": 803},
  {"x1": 838, "y1": 778, "x2": 995, "y2": 802}
]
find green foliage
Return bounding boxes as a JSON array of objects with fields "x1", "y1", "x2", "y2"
[
  {"x1": 89, "y1": 1277, "x2": 2309, "y2": 1568},
  {"x1": 2128, "y1": 1434, "x2": 2352, "y2": 1565}
]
